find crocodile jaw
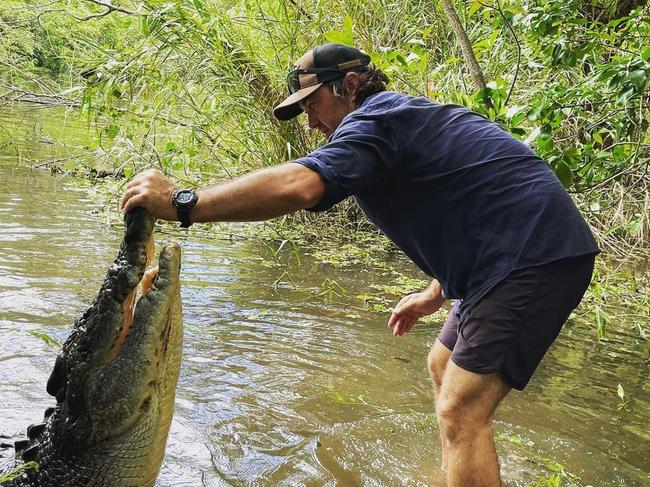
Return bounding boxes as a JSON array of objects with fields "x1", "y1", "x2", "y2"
[{"x1": 37, "y1": 208, "x2": 183, "y2": 485}]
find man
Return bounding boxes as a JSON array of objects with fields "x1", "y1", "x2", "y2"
[{"x1": 121, "y1": 43, "x2": 599, "y2": 485}]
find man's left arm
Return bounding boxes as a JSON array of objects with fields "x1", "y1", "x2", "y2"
[{"x1": 388, "y1": 279, "x2": 446, "y2": 336}]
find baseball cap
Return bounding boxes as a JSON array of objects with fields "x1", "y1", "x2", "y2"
[{"x1": 273, "y1": 43, "x2": 371, "y2": 121}]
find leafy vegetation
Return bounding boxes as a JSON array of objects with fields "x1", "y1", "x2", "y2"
[
  {"x1": 257, "y1": 230, "x2": 649, "y2": 339},
  {"x1": 0, "y1": 462, "x2": 39, "y2": 485},
  {"x1": 0, "y1": 1, "x2": 648, "y2": 321}
]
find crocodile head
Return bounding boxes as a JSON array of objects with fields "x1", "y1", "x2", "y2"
[{"x1": 36, "y1": 208, "x2": 183, "y2": 486}]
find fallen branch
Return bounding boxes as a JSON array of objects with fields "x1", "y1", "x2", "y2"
[
  {"x1": 0, "y1": 85, "x2": 82, "y2": 107},
  {"x1": 81, "y1": 0, "x2": 139, "y2": 16}
]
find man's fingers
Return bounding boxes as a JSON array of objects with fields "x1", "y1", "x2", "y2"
[
  {"x1": 124, "y1": 178, "x2": 139, "y2": 190},
  {"x1": 121, "y1": 187, "x2": 136, "y2": 209},
  {"x1": 393, "y1": 314, "x2": 418, "y2": 336},
  {"x1": 121, "y1": 185, "x2": 145, "y2": 210},
  {"x1": 390, "y1": 316, "x2": 403, "y2": 334},
  {"x1": 388, "y1": 311, "x2": 412, "y2": 328},
  {"x1": 393, "y1": 317, "x2": 405, "y2": 336},
  {"x1": 387, "y1": 312, "x2": 399, "y2": 328},
  {"x1": 122, "y1": 193, "x2": 146, "y2": 214},
  {"x1": 400, "y1": 321, "x2": 415, "y2": 335},
  {"x1": 390, "y1": 313, "x2": 417, "y2": 335},
  {"x1": 124, "y1": 168, "x2": 161, "y2": 194},
  {"x1": 124, "y1": 170, "x2": 150, "y2": 189}
]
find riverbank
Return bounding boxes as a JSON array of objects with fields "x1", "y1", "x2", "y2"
[{"x1": 1, "y1": 101, "x2": 648, "y2": 343}]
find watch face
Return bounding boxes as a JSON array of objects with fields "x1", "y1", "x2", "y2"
[{"x1": 176, "y1": 190, "x2": 194, "y2": 204}]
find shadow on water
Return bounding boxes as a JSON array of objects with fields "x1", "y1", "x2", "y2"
[{"x1": 0, "y1": 105, "x2": 648, "y2": 486}]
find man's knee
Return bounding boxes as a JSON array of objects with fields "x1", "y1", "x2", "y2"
[
  {"x1": 435, "y1": 364, "x2": 510, "y2": 442},
  {"x1": 427, "y1": 340, "x2": 451, "y2": 389},
  {"x1": 435, "y1": 391, "x2": 499, "y2": 447}
]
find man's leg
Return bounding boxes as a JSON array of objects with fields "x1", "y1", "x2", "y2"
[
  {"x1": 436, "y1": 361, "x2": 511, "y2": 487},
  {"x1": 427, "y1": 256, "x2": 595, "y2": 485},
  {"x1": 427, "y1": 339, "x2": 452, "y2": 472}
]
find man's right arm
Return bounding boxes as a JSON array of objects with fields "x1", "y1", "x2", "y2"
[{"x1": 120, "y1": 163, "x2": 326, "y2": 224}]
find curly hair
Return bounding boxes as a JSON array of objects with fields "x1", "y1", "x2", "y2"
[{"x1": 329, "y1": 65, "x2": 390, "y2": 106}]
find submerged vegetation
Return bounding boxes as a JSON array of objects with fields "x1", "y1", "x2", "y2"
[
  {"x1": 0, "y1": 462, "x2": 39, "y2": 485},
  {"x1": 0, "y1": 1, "x2": 648, "y2": 329}
]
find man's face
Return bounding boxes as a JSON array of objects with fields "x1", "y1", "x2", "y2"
[{"x1": 299, "y1": 85, "x2": 354, "y2": 139}]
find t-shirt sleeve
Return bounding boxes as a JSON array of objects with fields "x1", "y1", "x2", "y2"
[{"x1": 294, "y1": 115, "x2": 400, "y2": 212}]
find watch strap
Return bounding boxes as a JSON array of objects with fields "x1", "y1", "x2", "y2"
[{"x1": 177, "y1": 207, "x2": 192, "y2": 228}]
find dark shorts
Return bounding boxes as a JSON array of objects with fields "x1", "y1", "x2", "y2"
[{"x1": 438, "y1": 254, "x2": 595, "y2": 390}]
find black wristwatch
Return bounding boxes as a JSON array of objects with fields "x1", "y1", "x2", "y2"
[{"x1": 171, "y1": 189, "x2": 198, "y2": 228}]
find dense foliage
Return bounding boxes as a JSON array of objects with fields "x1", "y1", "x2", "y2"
[{"x1": 0, "y1": 0, "x2": 648, "y2": 256}]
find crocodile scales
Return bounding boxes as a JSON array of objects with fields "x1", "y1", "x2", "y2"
[{"x1": 0, "y1": 208, "x2": 183, "y2": 486}]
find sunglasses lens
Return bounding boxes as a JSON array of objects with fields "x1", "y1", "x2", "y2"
[{"x1": 287, "y1": 70, "x2": 301, "y2": 94}]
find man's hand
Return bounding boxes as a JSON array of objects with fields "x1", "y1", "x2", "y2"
[
  {"x1": 121, "y1": 169, "x2": 178, "y2": 221},
  {"x1": 387, "y1": 280, "x2": 446, "y2": 336}
]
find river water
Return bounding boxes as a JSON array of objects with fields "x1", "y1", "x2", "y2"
[{"x1": 0, "y1": 105, "x2": 648, "y2": 486}]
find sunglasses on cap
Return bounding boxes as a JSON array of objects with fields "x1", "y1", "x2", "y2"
[{"x1": 286, "y1": 67, "x2": 348, "y2": 94}]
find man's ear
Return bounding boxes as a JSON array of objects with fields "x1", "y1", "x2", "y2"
[{"x1": 344, "y1": 72, "x2": 360, "y2": 104}]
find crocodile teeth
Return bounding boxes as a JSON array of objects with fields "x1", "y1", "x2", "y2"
[
  {"x1": 13, "y1": 439, "x2": 29, "y2": 453},
  {"x1": 27, "y1": 423, "x2": 46, "y2": 440},
  {"x1": 21, "y1": 444, "x2": 39, "y2": 462}
]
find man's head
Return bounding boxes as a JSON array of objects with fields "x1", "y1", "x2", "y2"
[{"x1": 273, "y1": 43, "x2": 389, "y2": 137}]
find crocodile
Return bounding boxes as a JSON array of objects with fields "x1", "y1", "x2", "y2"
[{"x1": 0, "y1": 208, "x2": 183, "y2": 486}]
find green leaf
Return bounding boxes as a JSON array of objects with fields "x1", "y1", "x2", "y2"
[
  {"x1": 617, "y1": 87, "x2": 636, "y2": 105},
  {"x1": 595, "y1": 306, "x2": 606, "y2": 339},
  {"x1": 554, "y1": 161, "x2": 573, "y2": 188},
  {"x1": 27, "y1": 330, "x2": 61, "y2": 347},
  {"x1": 617, "y1": 383, "x2": 625, "y2": 401},
  {"x1": 104, "y1": 123, "x2": 119, "y2": 141},
  {"x1": 0, "y1": 462, "x2": 39, "y2": 483},
  {"x1": 141, "y1": 16, "x2": 150, "y2": 36},
  {"x1": 467, "y1": 0, "x2": 482, "y2": 18},
  {"x1": 324, "y1": 15, "x2": 353, "y2": 46},
  {"x1": 628, "y1": 69, "x2": 647, "y2": 92},
  {"x1": 510, "y1": 110, "x2": 526, "y2": 125},
  {"x1": 642, "y1": 47, "x2": 650, "y2": 62}
]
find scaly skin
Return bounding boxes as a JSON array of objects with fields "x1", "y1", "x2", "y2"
[{"x1": 0, "y1": 208, "x2": 183, "y2": 486}]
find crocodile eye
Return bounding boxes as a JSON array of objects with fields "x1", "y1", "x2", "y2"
[{"x1": 139, "y1": 396, "x2": 152, "y2": 412}]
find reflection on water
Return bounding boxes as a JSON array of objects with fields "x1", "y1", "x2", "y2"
[{"x1": 0, "y1": 105, "x2": 648, "y2": 486}]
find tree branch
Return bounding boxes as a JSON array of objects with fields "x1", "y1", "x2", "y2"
[
  {"x1": 81, "y1": 0, "x2": 138, "y2": 16},
  {"x1": 66, "y1": 0, "x2": 142, "y2": 21},
  {"x1": 482, "y1": 0, "x2": 520, "y2": 106},
  {"x1": 441, "y1": 0, "x2": 486, "y2": 92}
]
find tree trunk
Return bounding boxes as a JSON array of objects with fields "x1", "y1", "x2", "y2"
[{"x1": 441, "y1": 0, "x2": 487, "y2": 92}]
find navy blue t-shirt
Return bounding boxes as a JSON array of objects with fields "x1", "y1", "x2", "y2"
[{"x1": 295, "y1": 91, "x2": 599, "y2": 315}]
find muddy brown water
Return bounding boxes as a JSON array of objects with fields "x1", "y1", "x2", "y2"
[{"x1": 0, "y1": 105, "x2": 648, "y2": 486}]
